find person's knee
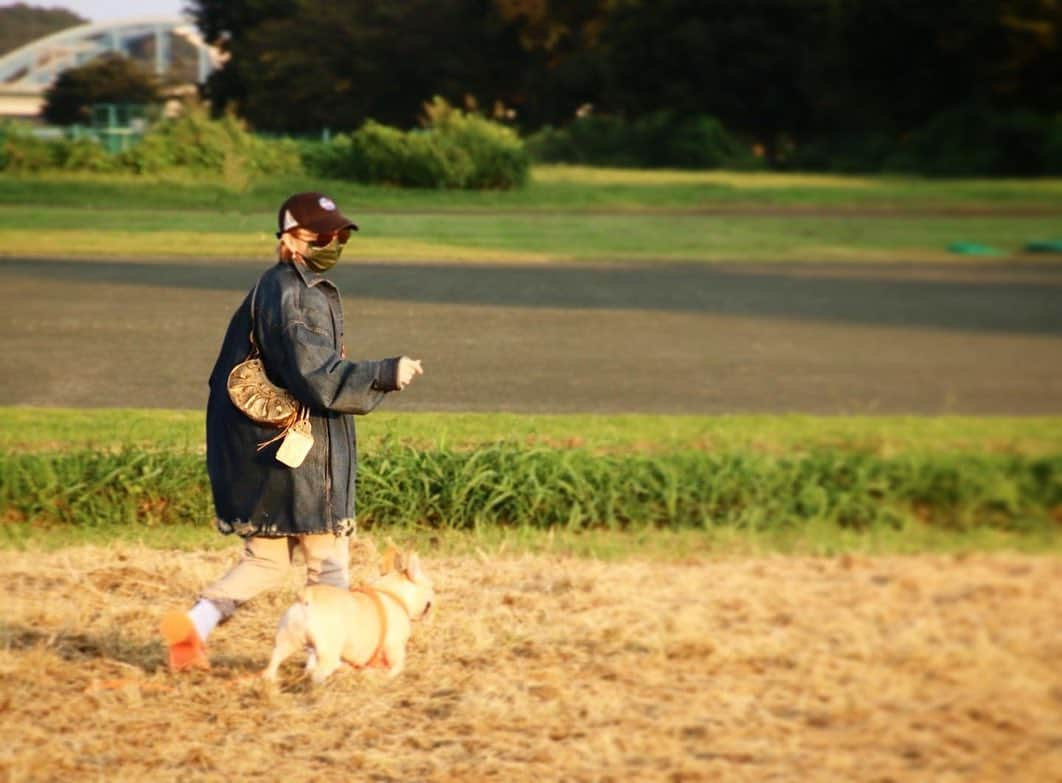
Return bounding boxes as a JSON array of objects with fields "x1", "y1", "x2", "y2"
[
  {"x1": 311, "y1": 556, "x2": 349, "y2": 589},
  {"x1": 305, "y1": 534, "x2": 350, "y2": 589},
  {"x1": 201, "y1": 536, "x2": 293, "y2": 607}
]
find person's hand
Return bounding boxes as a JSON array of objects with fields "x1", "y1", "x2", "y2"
[{"x1": 397, "y1": 357, "x2": 423, "y2": 390}]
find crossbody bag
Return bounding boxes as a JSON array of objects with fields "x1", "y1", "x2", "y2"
[{"x1": 226, "y1": 280, "x2": 314, "y2": 467}]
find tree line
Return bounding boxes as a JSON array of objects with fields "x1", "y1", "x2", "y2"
[
  {"x1": 0, "y1": 3, "x2": 85, "y2": 57},
  {"x1": 188, "y1": 0, "x2": 1061, "y2": 169},
  {"x1": 8, "y1": 1, "x2": 1060, "y2": 174}
]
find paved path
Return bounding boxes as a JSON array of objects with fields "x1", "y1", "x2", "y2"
[{"x1": 1, "y1": 257, "x2": 1060, "y2": 413}]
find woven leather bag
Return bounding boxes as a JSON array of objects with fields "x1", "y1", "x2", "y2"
[{"x1": 227, "y1": 281, "x2": 300, "y2": 428}]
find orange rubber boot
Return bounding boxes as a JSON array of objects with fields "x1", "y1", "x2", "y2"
[{"x1": 160, "y1": 610, "x2": 210, "y2": 672}]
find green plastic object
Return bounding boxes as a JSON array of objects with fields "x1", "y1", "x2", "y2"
[
  {"x1": 947, "y1": 242, "x2": 1002, "y2": 256},
  {"x1": 1024, "y1": 240, "x2": 1062, "y2": 253}
]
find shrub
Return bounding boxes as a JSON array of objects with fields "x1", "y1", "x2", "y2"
[
  {"x1": 523, "y1": 124, "x2": 580, "y2": 165},
  {"x1": 297, "y1": 136, "x2": 352, "y2": 180},
  {"x1": 422, "y1": 97, "x2": 530, "y2": 188},
  {"x1": 1043, "y1": 114, "x2": 1062, "y2": 175},
  {"x1": 0, "y1": 124, "x2": 63, "y2": 172},
  {"x1": 780, "y1": 132, "x2": 896, "y2": 174},
  {"x1": 528, "y1": 114, "x2": 639, "y2": 167},
  {"x1": 302, "y1": 98, "x2": 529, "y2": 189},
  {"x1": 885, "y1": 106, "x2": 1059, "y2": 177},
  {"x1": 348, "y1": 121, "x2": 462, "y2": 187},
  {"x1": 884, "y1": 106, "x2": 1001, "y2": 177},
  {"x1": 119, "y1": 102, "x2": 301, "y2": 178},
  {"x1": 638, "y1": 112, "x2": 759, "y2": 169},
  {"x1": 0, "y1": 104, "x2": 302, "y2": 180},
  {"x1": 526, "y1": 111, "x2": 760, "y2": 170},
  {"x1": 57, "y1": 136, "x2": 118, "y2": 172},
  {"x1": 767, "y1": 108, "x2": 1062, "y2": 176},
  {"x1": 526, "y1": 106, "x2": 1061, "y2": 176}
]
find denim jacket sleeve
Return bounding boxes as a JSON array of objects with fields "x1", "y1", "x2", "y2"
[{"x1": 267, "y1": 275, "x2": 400, "y2": 415}]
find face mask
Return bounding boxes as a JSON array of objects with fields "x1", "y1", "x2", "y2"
[{"x1": 302, "y1": 236, "x2": 345, "y2": 272}]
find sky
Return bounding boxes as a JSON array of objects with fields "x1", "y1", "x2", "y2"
[{"x1": 35, "y1": 1, "x2": 190, "y2": 22}]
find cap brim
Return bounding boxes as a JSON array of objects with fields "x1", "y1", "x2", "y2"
[
  {"x1": 305, "y1": 210, "x2": 359, "y2": 235},
  {"x1": 275, "y1": 211, "x2": 359, "y2": 238}
]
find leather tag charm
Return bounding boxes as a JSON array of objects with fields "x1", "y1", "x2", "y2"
[{"x1": 275, "y1": 419, "x2": 313, "y2": 468}]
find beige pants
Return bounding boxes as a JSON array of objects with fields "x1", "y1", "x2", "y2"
[{"x1": 201, "y1": 534, "x2": 350, "y2": 619}]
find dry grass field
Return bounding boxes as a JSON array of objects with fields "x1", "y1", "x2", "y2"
[{"x1": 1, "y1": 540, "x2": 1059, "y2": 782}]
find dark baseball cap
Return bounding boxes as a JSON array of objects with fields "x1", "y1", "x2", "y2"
[{"x1": 275, "y1": 192, "x2": 359, "y2": 238}]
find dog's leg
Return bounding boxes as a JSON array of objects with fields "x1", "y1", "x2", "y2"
[
  {"x1": 304, "y1": 647, "x2": 317, "y2": 673},
  {"x1": 310, "y1": 652, "x2": 343, "y2": 685},
  {"x1": 381, "y1": 642, "x2": 406, "y2": 679},
  {"x1": 262, "y1": 607, "x2": 306, "y2": 681},
  {"x1": 262, "y1": 635, "x2": 300, "y2": 681}
]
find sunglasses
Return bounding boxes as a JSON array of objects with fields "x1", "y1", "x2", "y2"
[
  {"x1": 308, "y1": 228, "x2": 352, "y2": 247},
  {"x1": 292, "y1": 228, "x2": 351, "y2": 247}
]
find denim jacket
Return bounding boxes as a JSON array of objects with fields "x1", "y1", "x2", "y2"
[{"x1": 206, "y1": 260, "x2": 400, "y2": 537}]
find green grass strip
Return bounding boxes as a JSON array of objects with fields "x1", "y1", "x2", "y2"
[
  {"x1": 2, "y1": 165, "x2": 1059, "y2": 263},
  {"x1": 2, "y1": 448, "x2": 1058, "y2": 538},
  {"x1": 2, "y1": 206, "x2": 1060, "y2": 263},
  {"x1": 2, "y1": 168, "x2": 1061, "y2": 211},
  {"x1": 4, "y1": 408, "x2": 1062, "y2": 456}
]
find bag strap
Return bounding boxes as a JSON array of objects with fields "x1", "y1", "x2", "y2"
[
  {"x1": 247, "y1": 280, "x2": 262, "y2": 356},
  {"x1": 245, "y1": 276, "x2": 306, "y2": 447},
  {"x1": 256, "y1": 405, "x2": 308, "y2": 451}
]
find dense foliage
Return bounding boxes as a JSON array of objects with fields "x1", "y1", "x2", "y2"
[
  {"x1": 190, "y1": 0, "x2": 525, "y2": 134},
  {"x1": 0, "y1": 100, "x2": 528, "y2": 188},
  {"x1": 302, "y1": 98, "x2": 529, "y2": 188},
  {"x1": 527, "y1": 112, "x2": 763, "y2": 170},
  {"x1": 187, "y1": 0, "x2": 1062, "y2": 175},
  {"x1": 119, "y1": 104, "x2": 300, "y2": 177},
  {"x1": 0, "y1": 104, "x2": 298, "y2": 177},
  {"x1": 42, "y1": 53, "x2": 163, "y2": 126}
]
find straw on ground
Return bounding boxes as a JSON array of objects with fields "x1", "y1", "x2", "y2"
[{"x1": 0, "y1": 541, "x2": 1058, "y2": 781}]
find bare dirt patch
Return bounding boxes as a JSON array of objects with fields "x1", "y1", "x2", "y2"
[
  {"x1": 1, "y1": 543, "x2": 1059, "y2": 782},
  {"x1": 2, "y1": 258, "x2": 1062, "y2": 414}
]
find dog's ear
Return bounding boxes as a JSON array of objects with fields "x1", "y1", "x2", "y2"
[
  {"x1": 379, "y1": 545, "x2": 400, "y2": 575},
  {"x1": 405, "y1": 552, "x2": 424, "y2": 581}
]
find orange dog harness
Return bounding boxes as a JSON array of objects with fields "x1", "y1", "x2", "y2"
[{"x1": 350, "y1": 585, "x2": 411, "y2": 668}]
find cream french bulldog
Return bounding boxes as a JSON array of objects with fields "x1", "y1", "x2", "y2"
[{"x1": 262, "y1": 548, "x2": 434, "y2": 684}]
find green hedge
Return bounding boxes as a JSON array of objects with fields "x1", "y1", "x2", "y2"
[
  {"x1": 0, "y1": 126, "x2": 115, "y2": 173},
  {"x1": 526, "y1": 107, "x2": 1062, "y2": 176},
  {"x1": 119, "y1": 106, "x2": 300, "y2": 177},
  {"x1": 0, "y1": 105, "x2": 301, "y2": 178},
  {"x1": 0, "y1": 98, "x2": 528, "y2": 189},
  {"x1": 301, "y1": 97, "x2": 529, "y2": 189},
  {"x1": 885, "y1": 107, "x2": 1062, "y2": 177},
  {"x1": 783, "y1": 107, "x2": 1062, "y2": 176},
  {"x1": 1, "y1": 447, "x2": 1057, "y2": 533},
  {"x1": 526, "y1": 111, "x2": 763, "y2": 170}
]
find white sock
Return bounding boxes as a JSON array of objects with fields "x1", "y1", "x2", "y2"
[{"x1": 189, "y1": 599, "x2": 222, "y2": 642}]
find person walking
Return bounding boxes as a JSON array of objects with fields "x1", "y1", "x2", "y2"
[{"x1": 160, "y1": 192, "x2": 423, "y2": 672}]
